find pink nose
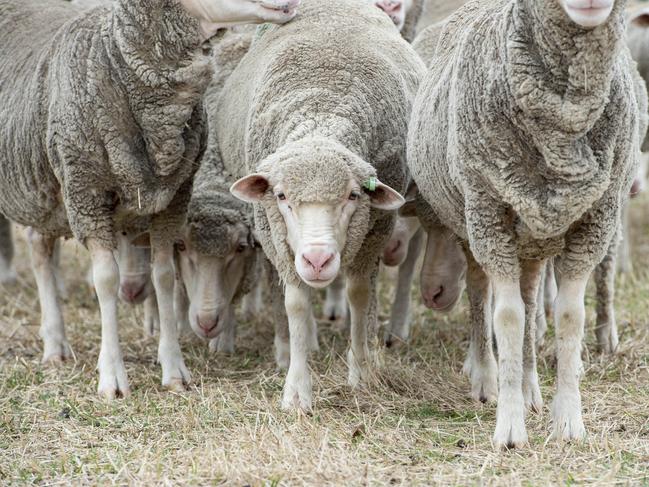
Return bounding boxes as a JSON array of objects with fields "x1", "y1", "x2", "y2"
[
  {"x1": 376, "y1": 0, "x2": 402, "y2": 14},
  {"x1": 197, "y1": 315, "x2": 218, "y2": 336},
  {"x1": 120, "y1": 282, "x2": 145, "y2": 303},
  {"x1": 423, "y1": 286, "x2": 445, "y2": 309},
  {"x1": 630, "y1": 178, "x2": 642, "y2": 198},
  {"x1": 302, "y1": 250, "x2": 335, "y2": 276},
  {"x1": 383, "y1": 239, "x2": 403, "y2": 265}
]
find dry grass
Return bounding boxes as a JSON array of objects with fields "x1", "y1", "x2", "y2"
[{"x1": 1, "y1": 191, "x2": 648, "y2": 486}]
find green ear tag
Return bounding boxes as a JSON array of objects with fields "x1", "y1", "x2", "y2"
[{"x1": 364, "y1": 177, "x2": 377, "y2": 192}]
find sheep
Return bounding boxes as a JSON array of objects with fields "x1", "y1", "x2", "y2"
[
  {"x1": 219, "y1": 0, "x2": 425, "y2": 411},
  {"x1": 408, "y1": 0, "x2": 642, "y2": 448},
  {"x1": 0, "y1": 0, "x2": 299, "y2": 398},
  {"x1": 0, "y1": 215, "x2": 16, "y2": 285}
]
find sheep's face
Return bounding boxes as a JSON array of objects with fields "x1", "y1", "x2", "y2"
[
  {"x1": 115, "y1": 232, "x2": 153, "y2": 306},
  {"x1": 179, "y1": 0, "x2": 299, "y2": 38},
  {"x1": 231, "y1": 146, "x2": 404, "y2": 288},
  {"x1": 382, "y1": 215, "x2": 420, "y2": 267},
  {"x1": 557, "y1": 0, "x2": 614, "y2": 28},
  {"x1": 370, "y1": 0, "x2": 413, "y2": 31},
  {"x1": 177, "y1": 222, "x2": 256, "y2": 340}
]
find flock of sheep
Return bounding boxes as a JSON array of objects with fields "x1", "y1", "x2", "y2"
[{"x1": 0, "y1": 0, "x2": 647, "y2": 451}]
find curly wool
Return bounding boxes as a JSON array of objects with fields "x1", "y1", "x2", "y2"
[
  {"x1": 408, "y1": 0, "x2": 642, "y2": 279},
  {"x1": 0, "y1": 0, "x2": 211, "y2": 249},
  {"x1": 215, "y1": 0, "x2": 425, "y2": 285},
  {"x1": 627, "y1": 12, "x2": 649, "y2": 151}
]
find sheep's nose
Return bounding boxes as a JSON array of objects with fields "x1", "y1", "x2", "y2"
[
  {"x1": 423, "y1": 286, "x2": 445, "y2": 309},
  {"x1": 120, "y1": 282, "x2": 145, "y2": 303},
  {"x1": 383, "y1": 239, "x2": 403, "y2": 265},
  {"x1": 376, "y1": 0, "x2": 402, "y2": 14},
  {"x1": 197, "y1": 315, "x2": 218, "y2": 336},
  {"x1": 302, "y1": 250, "x2": 335, "y2": 276}
]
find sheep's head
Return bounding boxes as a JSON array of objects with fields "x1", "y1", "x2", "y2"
[
  {"x1": 382, "y1": 183, "x2": 420, "y2": 267},
  {"x1": 176, "y1": 207, "x2": 258, "y2": 340},
  {"x1": 115, "y1": 231, "x2": 153, "y2": 306},
  {"x1": 370, "y1": 0, "x2": 413, "y2": 31},
  {"x1": 556, "y1": 0, "x2": 615, "y2": 28},
  {"x1": 231, "y1": 140, "x2": 404, "y2": 289},
  {"x1": 179, "y1": 0, "x2": 299, "y2": 39}
]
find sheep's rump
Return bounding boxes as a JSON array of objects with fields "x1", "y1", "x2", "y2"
[{"x1": 409, "y1": 0, "x2": 640, "y2": 252}]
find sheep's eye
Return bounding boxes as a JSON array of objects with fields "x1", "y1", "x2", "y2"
[
  {"x1": 236, "y1": 243, "x2": 248, "y2": 253},
  {"x1": 349, "y1": 192, "x2": 360, "y2": 201},
  {"x1": 277, "y1": 192, "x2": 286, "y2": 201}
]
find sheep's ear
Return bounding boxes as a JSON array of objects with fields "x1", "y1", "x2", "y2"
[
  {"x1": 364, "y1": 180, "x2": 405, "y2": 211},
  {"x1": 230, "y1": 174, "x2": 270, "y2": 203},
  {"x1": 130, "y1": 232, "x2": 150, "y2": 248}
]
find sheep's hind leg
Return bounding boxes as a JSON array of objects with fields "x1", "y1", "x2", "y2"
[
  {"x1": 491, "y1": 276, "x2": 527, "y2": 449},
  {"x1": 462, "y1": 250, "x2": 497, "y2": 404},
  {"x1": 209, "y1": 305, "x2": 236, "y2": 354},
  {"x1": 551, "y1": 275, "x2": 589, "y2": 441},
  {"x1": 385, "y1": 228, "x2": 424, "y2": 348},
  {"x1": 346, "y1": 269, "x2": 376, "y2": 389},
  {"x1": 281, "y1": 283, "x2": 313, "y2": 412},
  {"x1": 520, "y1": 259, "x2": 543, "y2": 413},
  {"x1": 143, "y1": 293, "x2": 160, "y2": 337},
  {"x1": 594, "y1": 244, "x2": 618, "y2": 354},
  {"x1": 29, "y1": 231, "x2": 71, "y2": 364},
  {"x1": 323, "y1": 274, "x2": 348, "y2": 323},
  {"x1": 87, "y1": 238, "x2": 130, "y2": 399},
  {"x1": 152, "y1": 243, "x2": 190, "y2": 392}
]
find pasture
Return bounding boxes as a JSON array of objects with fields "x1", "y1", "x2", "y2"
[{"x1": 1, "y1": 192, "x2": 648, "y2": 485}]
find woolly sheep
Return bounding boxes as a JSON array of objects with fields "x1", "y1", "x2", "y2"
[
  {"x1": 0, "y1": 215, "x2": 16, "y2": 285},
  {"x1": 408, "y1": 0, "x2": 642, "y2": 447},
  {"x1": 0, "y1": 0, "x2": 298, "y2": 398},
  {"x1": 221, "y1": 0, "x2": 425, "y2": 411}
]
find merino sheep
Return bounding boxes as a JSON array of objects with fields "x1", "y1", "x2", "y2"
[
  {"x1": 408, "y1": 0, "x2": 642, "y2": 447},
  {"x1": 0, "y1": 0, "x2": 298, "y2": 398},
  {"x1": 0, "y1": 215, "x2": 16, "y2": 285},
  {"x1": 219, "y1": 0, "x2": 425, "y2": 411}
]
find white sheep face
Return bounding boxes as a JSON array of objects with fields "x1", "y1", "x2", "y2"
[
  {"x1": 231, "y1": 172, "x2": 404, "y2": 289},
  {"x1": 177, "y1": 224, "x2": 254, "y2": 339},
  {"x1": 369, "y1": 0, "x2": 413, "y2": 31},
  {"x1": 557, "y1": 0, "x2": 614, "y2": 28},
  {"x1": 179, "y1": 0, "x2": 300, "y2": 39},
  {"x1": 115, "y1": 232, "x2": 153, "y2": 306}
]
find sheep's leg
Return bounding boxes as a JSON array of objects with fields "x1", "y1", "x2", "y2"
[
  {"x1": 535, "y1": 262, "x2": 548, "y2": 348},
  {"x1": 594, "y1": 244, "x2": 618, "y2": 354},
  {"x1": 462, "y1": 250, "x2": 497, "y2": 404},
  {"x1": 385, "y1": 228, "x2": 424, "y2": 348},
  {"x1": 307, "y1": 308, "x2": 319, "y2": 352},
  {"x1": 209, "y1": 305, "x2": 236, "y2": 354},
  {"x1": 267, "y1": 264, "x2": 290, "y2": 369},
  {"x1": 490, "y1": 276, "x2": 527, "y2": 449},
  {"x1": 52, "y1": 240, "x2": 68, "y2": 300},
  {"x1": 616, "y1": 204, "x2": 632, "y2": 274},
  {"x1": 0, "y1": 216, "x2": 16, "y2": 285},
  {"x1": 520, "y1": 259, "x2": 543, "y2": 413},
  {"x1": 323, "y1": 274, "x2": 348, "y2": 323},
  {"x1": 29, "y1": 231, "x2": 71, "y2": 364},
  {"x1": 173, "y1": 280, "x2": 191, "y2": 337},
  {"x1": 347, "y1": 270, "x2": 376, "y2": 388},
  {"x1": 87, "y1": 238, "x2": 129, "y2": 398},
  {"x1": 281, "y1": 282, "x2": 313, "y2": 412},
  {"x1": 544, "y1": 260, "x2": 557, "y2": 318},
  {"x1": 551, "y1": 274, "x2": 589, "y2": 441},
  {"x1": 143, "y1": 293, "x2": 160, "y2": 337},
  {"x1": 152, "y1": 244, "x2": 190, "y2": 391}
]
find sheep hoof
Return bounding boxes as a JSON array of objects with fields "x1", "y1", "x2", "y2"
[
  {"x1": 551, "y1": 394, "x2": 586, "y2": 441},
  {"x1": 41, "y1": 341, "x2": 72, "y2": 365},
  {"x1": 347, "y1": 348, "x2": 369, "y2": 389},
  {"x1": 281, "y1": 372, "x2": 312, "y2": 413},
  {"x1": 466, "y1": 357, "x2": 498, "y2": 405},
  {"x1": 493, "y1": 399, "x2": 528, "y2": 450},
  {"x1": 159, "y1": 349, "x2": 192, "y2": 391},
  {"x1": 165, "y1": 378, "x2": 189, "y2": 393}
]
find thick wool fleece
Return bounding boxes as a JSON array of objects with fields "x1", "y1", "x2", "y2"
[
  {"x1": 0, "y1": 0, "x2": 211, "y2": 249},
  {"x1": 409, "y1": 0, "x2": 642, "y2": 280},
  {"x1": 627, "y1": 15, "x2": 649, "y2": 151},
  {"x1": 215, "y1": 0, "x2": 425, "y2": 285}
]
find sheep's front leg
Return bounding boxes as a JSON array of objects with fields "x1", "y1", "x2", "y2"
[
  {"x1": 491, "y1": 276, "x2": 527, "y2": 449},
  {"x1": 552, "y1": 274, "x2": 589, "y2": 441},
  {"x1": 535, "y1": 262, "x2": 548, "y2": 348},
  {"x1": 520, "y1": 259, "x2": 543, "y2": 413},
  {"x1": 28, "y1": 231, "x2": 71, "y2": 364},
  {"x1": 594, "y1": 244, "x2": 618, "y2": 354},
  {"x1": 462, "y1": 250, "x2": 497, "y2": 404},
  {"x1": 346, "y1": 271, "x2": 374, "y2": 388},
  {"x1": 152, "y1": 244, "x2": 190, "y2": 391},
  {"x1": 385, "y1": 228, "x2": 424, "y2": 348},
  {"x1": 87, "y1": 239, "x2": 129, "y2": 398},
  {"x1": 143, "y1": 293, "x2": 159, "y2": 337},
  {"x1": 281, "y1": 282, "x2": 313, "y2": 412}
]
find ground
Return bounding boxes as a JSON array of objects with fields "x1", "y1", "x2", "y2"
[{"x1": 1, "y1": 189, "x2": 648, "y2": 485}]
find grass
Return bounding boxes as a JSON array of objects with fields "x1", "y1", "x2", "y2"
[
  {"x1": 3, "y1": 3, "x2": 649, "y2": 486},
  {"x1": 1, "y1": 191, "x2": 649, "y2": 486}
]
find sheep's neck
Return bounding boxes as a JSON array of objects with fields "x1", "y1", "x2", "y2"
[{"x1": 507, "y1": 0, "x2": 625, "y2": 181}]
